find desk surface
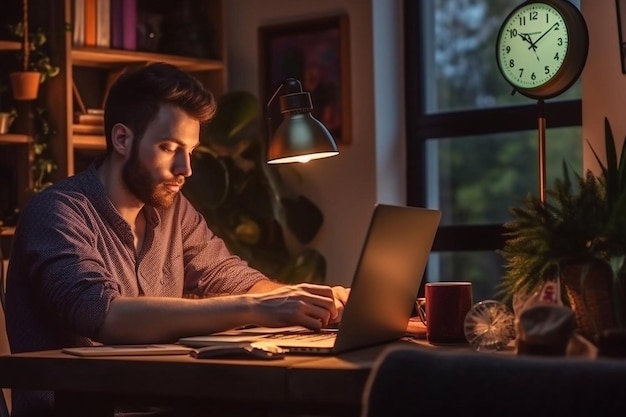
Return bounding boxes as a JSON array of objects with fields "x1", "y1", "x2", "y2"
[{"x1": 0, "y1": 340, "x2": 443, "y2": 417}]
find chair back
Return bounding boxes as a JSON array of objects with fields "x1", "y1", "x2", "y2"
[{"x1": 362, "y1": 345, "x2": 626, "y2": 417}]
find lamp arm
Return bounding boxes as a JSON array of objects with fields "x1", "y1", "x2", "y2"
[{"x1": 265, "y1": 82, "x2": 285, "y2": 154}]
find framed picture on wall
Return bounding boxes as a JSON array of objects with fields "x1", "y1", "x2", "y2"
[
  {"x1": 259, "y1": 14, "x2": 352, "y2": 145},
  {"x1": 617, "y1": 0, "x2": 626, "y2": 73}
]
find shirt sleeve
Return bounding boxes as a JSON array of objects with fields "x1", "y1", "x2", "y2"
[
  {"x1": 177, "y1": 197, "x2": 271, "y2": 296},
  {"x1": 14, "y1": 190, "x2": 120, "y2": 339}
]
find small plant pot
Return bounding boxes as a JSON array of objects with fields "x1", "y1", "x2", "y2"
[
  {"x1": 10, "y1": 71, "x2": 41, "y2": 101},
  {"x1": 0, "y1": 112, "x2": 16, "y2": 134}
]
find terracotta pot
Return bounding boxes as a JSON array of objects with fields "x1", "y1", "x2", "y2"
[
  {"x1": 560, "y1": 260, "x2": 622, "y2": 342},
  {"x1": 9, "y1": 71, "x2": 41, "y2": 101},
  {"x1": 0, "y1": 112, "x2": 15, "y2": 134}
]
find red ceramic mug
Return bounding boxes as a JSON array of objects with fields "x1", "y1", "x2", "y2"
[{"x1": 425, "y1": 282, "x2": 473, "y2": 343}]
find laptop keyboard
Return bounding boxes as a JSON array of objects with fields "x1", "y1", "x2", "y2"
[{"x1": 265, "y1": 330, "x2": 337, "y2": 342}]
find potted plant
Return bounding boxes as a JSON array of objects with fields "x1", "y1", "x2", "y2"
[
  {"x1": 8, "y1": 0, "x2": 60, "y2": 100},
  {"x1": 183, "y1": 91, "x2": 327, "y2": 283},
  {"x1": 499, "y1": 118, "x2": 626, "y2": 342},
  {"x1": 0, "y1": 83, "x2": 17, "y2": 134}
]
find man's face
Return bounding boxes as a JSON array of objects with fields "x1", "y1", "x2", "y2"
[{"x1": 122, "y1": 105, "x2": 200, "y2": 209}]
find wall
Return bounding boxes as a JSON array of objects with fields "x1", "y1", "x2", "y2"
[
  {"x1": 582, "y1": 0, "x2": 626, "y2": 172},
  {"x1": 225, "y1": 0, "x2": 619, "y2": 287},
  {"x1": 224, "y1": 0, "x2": 404, "y2": 286}
]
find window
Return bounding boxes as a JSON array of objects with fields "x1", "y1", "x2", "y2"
[{"x1": 405, "y1": 0, "x2": 583, "y2": 301}]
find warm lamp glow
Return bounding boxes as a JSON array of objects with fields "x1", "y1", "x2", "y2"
[{"x1": 266, "y1": 78, "x2": 338, "y2": 164}]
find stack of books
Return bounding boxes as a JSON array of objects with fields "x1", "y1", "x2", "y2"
[{"x1": 73, "y1": 109, "x2": 104, "y2": 136}]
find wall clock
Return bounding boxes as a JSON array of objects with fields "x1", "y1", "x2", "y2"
[{"x1": 496, "y1": 0, "x2": 588, "y2": 100}]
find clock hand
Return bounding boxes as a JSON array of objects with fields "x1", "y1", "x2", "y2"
[
  {"x1": 528, "y1": 22, "x2": 559, "y2": 50},
  {"x1": 519, "y1": 33, "x2": 540, "y2": 61}
]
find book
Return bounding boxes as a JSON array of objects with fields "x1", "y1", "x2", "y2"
[
  {"x1": 96, "y1": 0, "x2": 111, "y2": 48},
  {"x1": 62, "y1": 344, "x2": 193, "y2": 357},
  {"x1": 122, "y1": 0, "x2": 137, "y2": 50},
  {"x1": 74, "y1": 113, "x2": 104, "y2": 125},
  {"x1": 73, "y1": 124, "x2": 104, "y2": 135},
  {"x1": 110, "y1": 0, "x2": 123, "y2": 49},
  {"x1": 84, "y1": 0, "x2": 97, "y2": 47},
  {"x1": 73, "y1": 0, "x2": 85, "y2": 47}
]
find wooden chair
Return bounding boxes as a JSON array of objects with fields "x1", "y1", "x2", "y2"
[{"x1": 362, "y1": 345, "x2": 626, "y2": 417}]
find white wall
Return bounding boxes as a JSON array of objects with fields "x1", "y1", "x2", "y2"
[
  {"x1": 224, "y1": 0, "x2": 404, "y2": 286},
  {"x1": 582, "y1": 0, "x2": 626, "y2": 172}
]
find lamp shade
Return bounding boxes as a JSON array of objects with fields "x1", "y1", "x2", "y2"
[{"x1": 266, "y1": 78, "x2": 339, "y2": 164}]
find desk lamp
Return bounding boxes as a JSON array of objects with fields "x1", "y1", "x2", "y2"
[{"x1": 266, "y1": 78, "x2": 339, "y2": 164}]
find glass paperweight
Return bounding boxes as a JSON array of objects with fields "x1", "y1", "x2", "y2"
[{"x1": 464, "y1": 300, "x2": 516, "y2": 351}]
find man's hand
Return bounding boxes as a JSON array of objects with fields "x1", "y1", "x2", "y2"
[
  {"x1": 330, "y1": 286, "x2": 350, "y2": 323},
  {"x1": 250, "y1": 283, "x2": 339, "y2": 330}
]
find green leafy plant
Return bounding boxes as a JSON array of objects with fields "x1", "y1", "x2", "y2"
[
  {"x1": 499, "y1": 117, "x2": 626, "y2": 328},
  {"x1": 9, "y1": 22, "x2": 60, "y2": 83},
  {"x1": 31, "y1": 106, "x2": 57, "y2": 192},
  {"x1": 183, "y1": 91, "x2": 326, "y2": 283}
]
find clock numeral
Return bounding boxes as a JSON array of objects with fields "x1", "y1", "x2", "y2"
[
  {"x1": 505, "y1": 45, "x2": 511, "y2": 54},
  {"x1": 554, "y1": 23, "x2": 560, "y2": 31},
  {"x1": 545, "y1": 13, "x2": 549, "y2": 23},
  {"x1": 554, "y1": 52, "x2": 560, "y2": 60},
  {"x1": 509, "y1": 59, "x2": 515, "y2": 68},
  {"x1": 557, "y1": 37, "x2": 563, "y2": 46},
  {"x1": 531, "y1": 72, "x2": 536, "y2": 81},
  {"x1": 518, "y1": 68, "x2": 524, "y2": 78},
  {"x1": 519, "y1": 16, "x2": 526, "y2": 25},
  {"x1": 544, "y1": 66, "x2": 550, "y2": 74},
  {"x1": 530, "y1": 11, "x2": 538, "y2": 21},
  {"x1": 508, "y1": 28, "x2": 518, "y2": 38}
]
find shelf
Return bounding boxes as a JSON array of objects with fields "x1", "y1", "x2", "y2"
[
  {"x1": 0, "y1": 134, "x2": 31, "y2": 145},
  {"x1": 0, "y1": 227, "x2": 15, "y2": 237},
  {"x1": 73, "y1": 134, "x2": 106, "y2": 150},
  {"x1": 0, "y1": 40, "x2": 20, "y2": 51},
  {"x1": 71, "y1": 47, "x2": 225, "y2": 72}
]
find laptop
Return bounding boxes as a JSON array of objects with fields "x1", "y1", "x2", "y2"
[{"x1": 179, "y1": 204, "x2": 441, "y2": 354}]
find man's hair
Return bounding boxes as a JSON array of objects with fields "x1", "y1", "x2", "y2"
[{"x1": 103, "y1": 62, "x2": 216, "y2": 154}]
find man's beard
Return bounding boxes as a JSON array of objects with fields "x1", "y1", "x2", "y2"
[{"x1": 122, "y1": 146, "x2": 184, "y2": 209}]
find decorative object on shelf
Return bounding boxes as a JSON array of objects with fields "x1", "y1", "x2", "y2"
[
  {"x1": 259, "y1": 14, "x2": 351, "y2": 145},
  {"x1": 0, "y1": 110, "x2": 17, "y2": 135},
  {"x1": 464, "y1": 300, "x2": 516, "y2": 351},
  {"x1": 265, "y1": 78, "x2": 338, "y2": 164},
  {"x1": 495, "y1": 0, "x2": 588, "y2": 202},
  {"x1": 9, "y1": 0, "x2": 60, "y2": 100},
  {"x1": 0, "y1": 83, "x2": 16, "y2": 134},
  {"x1": 499, "y1": 118, "x2": 626, "y2": 342},
  {"x1": 183, "y1": 91, "x2": 327, "y2": 283},
  {"x1": 616, "y1": 0, "x2": 626, "y2": 74}
]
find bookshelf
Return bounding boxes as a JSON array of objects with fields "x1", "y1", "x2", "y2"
[{"x1": 0, "y1": 0, "x2": 227, "y2": 259}]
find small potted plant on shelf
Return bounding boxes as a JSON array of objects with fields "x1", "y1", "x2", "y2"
[
  {"x1": 0, "y1": 83, "x2": 17, "y2": 134},
  {"x1": 499, "y1": 117, "x2": 626, "y2": 342},
  {"x1": 8, "y1": 0, "x2": 60, "y2": 100}
]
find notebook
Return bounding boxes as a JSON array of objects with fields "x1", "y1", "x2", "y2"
[{"x1": 179, "y1": 204, "x2": 441, "y2": 354}]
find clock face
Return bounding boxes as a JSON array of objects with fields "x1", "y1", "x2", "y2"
[{"x1": 497, "y1": 3, "x2": 569, "y2": 91}]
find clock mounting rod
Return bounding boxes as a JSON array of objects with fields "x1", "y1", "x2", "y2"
[{"x1": 538, "y1": 99, "x2": 546, "y2": 203}]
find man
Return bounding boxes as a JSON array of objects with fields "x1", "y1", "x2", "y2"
[{"x1": 5, "y1": 62, "x2": 349, "y2": 417}]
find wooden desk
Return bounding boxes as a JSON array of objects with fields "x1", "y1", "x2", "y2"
[{"x1": 0, "y1": 341, "x2": 427, "y2": 417}]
